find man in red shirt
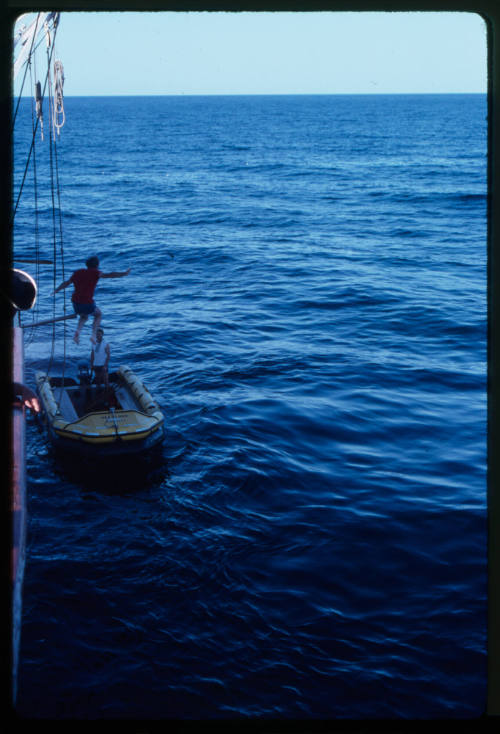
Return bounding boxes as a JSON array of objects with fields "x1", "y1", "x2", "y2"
[{"x1": 55, "y1": 255, "x2": 131, "y2": 344}]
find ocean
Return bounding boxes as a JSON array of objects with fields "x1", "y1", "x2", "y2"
[{"x1": 13, "y1": 94, "x2": 487, "y2": 719}]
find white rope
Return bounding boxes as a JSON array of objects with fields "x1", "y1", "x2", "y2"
[
  {"x1": 13, "y1": 12, "x2": 49, "y2": 80},
  {"x1": 44, "y1": 18, "x2": 51, "y2": 50},
  {"x1": 53, "y1": 61, "x2": 65, "y2": 135}
]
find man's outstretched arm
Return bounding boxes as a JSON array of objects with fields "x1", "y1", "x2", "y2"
[
  {"x1": 100, "y1": 268, "x2": 131, "y2": 279},
  {"x1": 54, "y1": 277, "x2": 72, "y2": 293}
]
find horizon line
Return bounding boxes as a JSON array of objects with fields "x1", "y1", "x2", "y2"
[{"x1": 14, "y1": 91, "x2": 487, "y2": 98}]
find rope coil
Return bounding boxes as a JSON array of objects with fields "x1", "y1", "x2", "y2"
[{"x1": 53, "y1": 61, "x2": 65, "y2": 135}]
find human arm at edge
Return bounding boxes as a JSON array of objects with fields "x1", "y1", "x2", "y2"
[
  {"x1": 99, "y1": 268, "x2": 131, "y2": 279},
  {"x1": 54, "y1": 277, "x2": 72, "y2": 293}
]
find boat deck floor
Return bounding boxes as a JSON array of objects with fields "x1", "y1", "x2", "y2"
[{"x1": 54, "y1": 384, "x2": 141, "y2": 421}]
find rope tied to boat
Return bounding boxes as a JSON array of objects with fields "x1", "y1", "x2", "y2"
[{"x1": 109, "y1": 407, "x2": 121, "y2": 441}]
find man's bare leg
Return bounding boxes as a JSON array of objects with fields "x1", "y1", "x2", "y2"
[
  {"x1": 90, "y1": 308, "x2": 102, "y2": 344},
  {"x1": 73, "y1": 315, "x2": 87, "y2": 344}
]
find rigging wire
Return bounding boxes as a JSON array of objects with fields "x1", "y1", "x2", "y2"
[
  {"x1": 47, "y1": 49, "x2": 57, "y2": 374},
  {"x1": 51, "y1": 97, "x2": 68, "y2": 387},
  {"x1": 13, "y1": 13, "x2": 68, "y2": 399},
  {"x1": 23, "y1": 63, "x2": 41, "y2": 347},
  {"x1": 42, "y1": 29, "x2": 69, "y2": 417},
  {"x1": 11, "y1": 18, "x2": 59, "y2": 224},
  {"x1": 43, "y1": 29, "x2": 61, "y2": 381},
  {"x1": 11, "y1": 13, "x2": 42, "y2": 131}
]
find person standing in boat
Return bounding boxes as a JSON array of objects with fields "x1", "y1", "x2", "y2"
[
  {"x1": 90, "y1": 327, "x2": 110, "y2": 390},
  {"x1": 54, "y1": 255, "x2": 131, "y2": 344}
]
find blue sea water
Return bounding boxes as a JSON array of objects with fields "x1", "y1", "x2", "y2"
[{"x1": 13, "y1": 94, "x2": 487, "y2": 719}]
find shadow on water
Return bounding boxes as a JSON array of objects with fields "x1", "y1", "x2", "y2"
[{"x1": 48, "y1": 444, "x2": 169, "y2": 495}]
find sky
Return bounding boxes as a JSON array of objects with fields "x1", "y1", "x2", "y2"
[{"x1": 14, "y1": 11, "x2": 487, "y2": 96}]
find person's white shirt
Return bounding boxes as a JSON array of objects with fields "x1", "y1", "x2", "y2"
[{"x1": 93, "y1": 339, "x2": 109, "y2": 367}]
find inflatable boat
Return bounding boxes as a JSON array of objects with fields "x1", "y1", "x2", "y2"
[{"x1": 35, "y1": 364, "x2": 164, "y2": 457}]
